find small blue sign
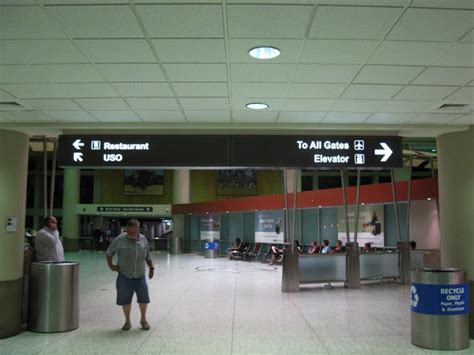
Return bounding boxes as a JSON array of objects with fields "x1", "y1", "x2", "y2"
[
  {"x1": 411, "y1": 283, "x2": 469, "y2": 316},
  {"x1": 204, "y1": 242, "x2": 219, "y2": 250}
]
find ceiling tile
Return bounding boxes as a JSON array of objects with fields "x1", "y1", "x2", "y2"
[
  {"x1": 333, "y1": 99, "x2": 386, "y2": 112},
  {"x1": 282, "y1": 99, "x2": 335, "y2": 111},
  {"x1": 0, "y1": 65, "x2": 49, "y2": 83},
  {"x1": 0, "y1": 6, "x2": 66, "y2": 39},
  {"x1": 75, "y1": 98, "x2": 129, "y2": 110},
  {"x1": 229, "y1": 39, "x2": 303, "y2": 63},
  {"x1": 231, "y1": 98, "x2": 283, "y2": 111},
  {"x1": 366, "y1": 113, "x2": 416, "y2": 124},
  {"x1": 0, "y1": 114, "x2": 13, "y2": 123},
  {"x1": 354, "y1": 65, "x2": 425, "y2": 84},
  {"x1": 387, "y1": 8, "x2": 473, "y2": 41},
  {"x1": 76, "y1": 40, "x2": 156, "y2": 63},
  {"x1": 42, "y1": 0, "x2": 130, "y2": 3},
  {"x1": 126, "y1": 98, "x2": 179, "y2": 111},
  {"x1": 136, "y1": 110, "x2": 185, "y2": 122},
  {"x1": 97, "y1": 64, "x2": 166, "y2": 82},
  {"x1": 227, "y1": 4, "x2": 312, "y2": 38},
  {"x1": 152, "y1": 39, "x2": 225, "y2": 63},
  {"x1": 3, "y1": 39, "x2": 88, "y2": 64},
  {"x1": 0, "y1": 45, "x2": 22, "y2": 64},
  {"x1": 185, "y1": 111, "x2": 231, "y2": 122},
  {"x1": 173, "y1": 83, "x2": 229, "y2": 97},
  {"x1": 4, "y1": 110, "x2": 54, "y2": 122},
  {"x1": 46, "y1": 5, "x2": 143, "y2": 38},
  {"x1": 231, "y1": 64, "x2": 293, "y2": 82},
  {"x1": 449, "y1": 113, "x2": 474, "y2": 125},
  {"x1": 163, "y1": 64, "x2": 227, "y2": 82},
  {"x1": 368, "y1": 41, "x2": 451, "y2": 66},
  {"x1": 409, "y1": 113, "x2": 462, "y2": 124},
  {"x1": 433, "y1": 44, "x2": 474, "y2": 67},
  {"x1": 318, "y1": 0, "x2": 409, "y2": 5},
  {"x1": 90, "y1": 111, "x2": 140, "y2": 122},
  {"x1": 342, "y1": 84, "x2": 403, "y2": 99},
  {"x1": 37, "y1": 64, "x2": 105, "y2": 83},
  {"x1": 294, "y1": 64, "x2": 359, "y2": 83},
  {"x1": 44, "y1": 110, "x2": 95, "y2": 121},
  {"x1": 1, "y1": 83, "x2": 118, "y2": 98},
  {"x1": 300, "y1": 40, "x2": 378, "y2": 64},
  {"x1": 394, "y1": 86, "x2": 460, "y2": 101},
  {"x1": 444, "y1": 87, "x2": 474, "y2": 102},
  {"x1": 112, "y1": 83, "x2": 173, "y2": 97},
  {"x1": 0, "y1": 89, "x2": 16, "y2": 100},
  {"x1": 231, "y1": 110, "x2": 278, "y2": 122},
  {"x1": 287, "y1": 83, "x2": 346, "y2": 99},
  {"x1": 179, "y1": 98, "x2": 229, "y2": 110},
  {"x1": 23, "y1": 99, "x2": 81, "y2": 110},
  {"x1": 410, "y1": 0, "x2": 474, "y2": 9},
  {"x1": 278, "y1": 111, "x2": 326, "y2": 123},
  {"x1": 137, "y1": 5, "x2": 223, "y2": 38},
  {"x1": 377, "y1": 100, "x2": 433, "y2": 113},
  {"x1": 322, "y1": 112, "x2": 371, "y2": 123},
  {"x1": 412, "y1": 67, "x2": 474, "y2": 86},
  {"x1": 309, "y1": 6, "x2": 402, "y2": 40},
  {"x1": 231, "y1": 83, "x2": 287, "y2": 98}
]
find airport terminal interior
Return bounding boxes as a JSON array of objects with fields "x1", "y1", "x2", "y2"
[{"x1": 0, "y1": 0, "x2": 473, "y2": 354}]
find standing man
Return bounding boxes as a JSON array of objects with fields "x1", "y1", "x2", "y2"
[
  {"x1": 106, "y1": 219, "x2": 154, "y2": 331},
  {"x1": 35, "y1": 216, "x2": 65, "y2": 262}
]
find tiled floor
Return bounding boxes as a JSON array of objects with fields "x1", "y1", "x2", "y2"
[{"x1": 0, "y1": 251, "x2": 472, "y2": 354}]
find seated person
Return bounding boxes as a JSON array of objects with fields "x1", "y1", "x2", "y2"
[
  {"x1": 268, "y1": 244, "x2": 283, "y2": 265},
  {"x1": 308, "y1": 240, "x2": 319, "y2": 254},
  {"x1": 227, "y1": 238, "x2": 242, "y2": 259},
  {"x1": 363, "y1": 242, "x2": 372, "y2": 252},
  {"x1": 320, "y1": 239, "x2": 332, "y2": 254},
  {"x1": 331, "y1": 240, "x2": 345, "y2": 253},
  {"x1": 294, "y1": 240, "x2": 303, "y2": 253}
]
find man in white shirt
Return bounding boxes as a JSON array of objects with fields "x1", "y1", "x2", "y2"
[{"x1": 35, "y1": 216, "x2": 65, "y2": 262}]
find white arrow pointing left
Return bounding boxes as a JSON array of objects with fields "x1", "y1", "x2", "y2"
[
  {"x1": 73, "y1": 139, "x2": 84, "y2": 150},
  {"x1": 73, "y1": 152, "x2": 83, "y2": 162},
  {"x1": 374, "y1": 142, "x2": 393, "y2": 162}
]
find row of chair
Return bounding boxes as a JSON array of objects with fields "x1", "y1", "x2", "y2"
[{"x1": 229, "y1": 243, "x2": 284, "y2": 262}]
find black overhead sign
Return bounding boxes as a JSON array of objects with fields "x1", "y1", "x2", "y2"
[
  {"x1": 97, "y1": 206, "x2": 153, "y2": 213},
  {"x1": 58, "y1": 135, "x2": 403, "y2": 169}
]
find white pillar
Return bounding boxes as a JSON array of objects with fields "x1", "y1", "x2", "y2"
[
  {"x1": 62, "y1": 168, "x2": 80, "y2": 251},
  {"x1": 0, "y1": 130, "x2": 29, "y2": 338},
  {"x1": 171, "y1": 170, "x2": 190, "y2": 254},
  {"x1": 285, "y1": 169, "x2": 302, "y2": 194}
]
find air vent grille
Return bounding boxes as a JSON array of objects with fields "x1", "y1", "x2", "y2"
[{"x1": 437, "y1": 103, "x2": 468, "y2": 111}]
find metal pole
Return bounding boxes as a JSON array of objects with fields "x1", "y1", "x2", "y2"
[
  {"x1": 390, "y1": 169, "x2": 402, "y2": 242},
  {"x1": 43, "y1": 136, "x2": 48, "y2": 218},
  {"x1": 406, "y1": 157, "x2": 413, "y2": 242},
  {"x1": 430, "y1": 158, "x2": 435, "y2": 178},
  {"x1": 353, "y1": 169, "x2": 361, "y2": 244},
  {"x1": 340, "y1": 169, "x2": 350, "y2": 244},
  {"x1": 317, "y1": 207, "x2": 321, "y2": 244},
  {"x1": 49, "y1": 141, "x2": 58, "y2": 216},
  {"x1": 283, "y1": 168, "x2": 289, "y2": 242},
  {"x1": 291, "y1": 169, "x2": 298, "y2": 253}
]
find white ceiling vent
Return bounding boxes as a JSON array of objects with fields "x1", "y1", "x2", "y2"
[{"x1": 437, "y1": 103, "x2": 468, "y2": 112}]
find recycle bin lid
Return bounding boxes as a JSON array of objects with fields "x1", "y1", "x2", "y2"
[
  {"x1": 33, "y1": 261, "x2": 79, "y2": 266},
  {"x1": 418, "y1": 267, "x2": 462, "y2": 273}
]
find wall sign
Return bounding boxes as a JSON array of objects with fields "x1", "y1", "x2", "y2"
[
  {"x1": 411, "y1": 283, "x2": 469, "y2": 316},
  {"x1": 58, "y1": 135, "x2": 403, "y2": 169},
  {"x1": 200, "y1": 213, "x2": 220, "y2": 241},
  {"x1": 97, "y1": 206, "x2": 153, "y2": 212}
]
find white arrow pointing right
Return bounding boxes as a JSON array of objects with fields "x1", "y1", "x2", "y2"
[
  {"x1": 374, "y1": 142, "x2": 393, "y2": 162},
  {"x1": 73, "y1": 152, "x2": 83, "y2": 162}
]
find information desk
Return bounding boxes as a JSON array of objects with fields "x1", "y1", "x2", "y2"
[
  {"x1": 360, "y1": 251, "x2": 399, "y2": 280},
  {"x1": 299, "y1": 254, "x2": 347, "y2": 284}
]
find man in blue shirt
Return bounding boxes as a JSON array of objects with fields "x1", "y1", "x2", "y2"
[{"x1": 106, "y1": 219, "x2": 154, "y2": 331}]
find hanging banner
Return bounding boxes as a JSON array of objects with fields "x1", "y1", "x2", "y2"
[
  {"x1": 255, "y1": 210, "x2": 284, "y2": 243},
  {"x1": 200, "y1": 214, "x2": 220, "y2": 241},
  {"x1": 338, "y1": 205, "x2": 384, "y2": 247}
]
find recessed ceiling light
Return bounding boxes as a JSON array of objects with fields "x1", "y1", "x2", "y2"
[
  {"x1": 427, "y1": 198, "x2": 432, "y2": 201},
  {"x1": 249, "y1": 46, "x2": 281, "y2": 60},
  {"x1": 431, "y1": 149, "x2": 437, "y2": 152},
  {"x1": 246, "y1": 102, "x2": 268, "y2": 110}
]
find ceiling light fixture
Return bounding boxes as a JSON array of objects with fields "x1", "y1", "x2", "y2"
[
  {"x1": 246, "y1": 102, "x2": 268, "y2": 110},
  {"x1": 248, "y1": 46, "x2": 281, "y2": 60}
]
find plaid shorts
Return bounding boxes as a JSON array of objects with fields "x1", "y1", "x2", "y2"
[{"x1": 116, "y1": 272, "x2": 150, "y2": 305}]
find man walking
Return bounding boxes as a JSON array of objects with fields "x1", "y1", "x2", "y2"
[
  {"x1": 106, "y1": 219, "x2": 154, "y2": 331},
  {"x1": 35, "y1": 216, "x2": 65, "y2": 262}
]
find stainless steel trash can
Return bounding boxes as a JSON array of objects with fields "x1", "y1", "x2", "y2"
[
  {"x1": 170, "y1": 237, "x2": 182, "y2": 255},
  {"x1": 28, "y1": 262, "x2": 80, "y2": 333},
  {"x1": 411, "y1": 268, "x2": 470, "y2": 350},
  {"x1": 204, "y1": 240, "x2": 219, "y2": 258}
]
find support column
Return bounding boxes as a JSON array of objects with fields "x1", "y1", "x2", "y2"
[
  {"x1": 437, "y1": 127, "x2": 474, "y2": 338},
  {"x1": 0, "y1": 130, "x2": 29, "y2": 338},
  {"x1": 285, "y1": 168, "x2": 302, "y2": 193},
  {"x1": 92, "y1": 170, "x2": 104, "y2": 230},
  {"x1": 62, "y1": 168, "x2": 80, "y2": 251},
  {"x1": 171, "y1": 169, "x2": 190, "y2": 255}
]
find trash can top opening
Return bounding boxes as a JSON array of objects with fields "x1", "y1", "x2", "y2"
[
  {"x1": 421, "y1": 267, "x2": 463, "y2": 273},
  {"x1": 33, "y1": 261, "x2": 79, "y2": 266}
]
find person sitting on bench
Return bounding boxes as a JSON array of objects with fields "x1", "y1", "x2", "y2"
[
  {"x1": 268, "y1": 244, "x2": 283, "y2": 265},
  {"x1": 228, "y1": 238, "x2": 242, "y2": 259}
]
